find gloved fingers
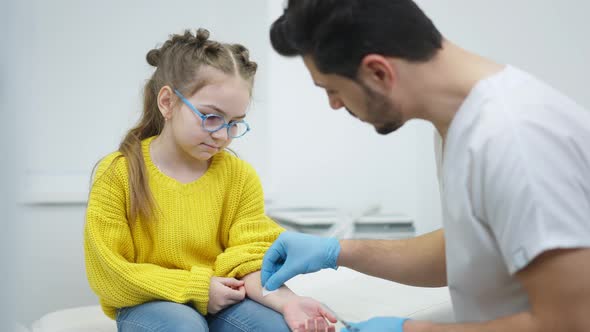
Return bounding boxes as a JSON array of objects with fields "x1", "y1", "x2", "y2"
[
  {"x1": 264, "y1": 258, "x2": 298, "y2": 291},
  {"x1": 261, "y1": 242, "x2": 286, "y2": 286}
]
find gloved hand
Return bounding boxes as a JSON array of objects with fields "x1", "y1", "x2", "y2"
[
  {"x1": 341, "y1": 317, "x2": 409, "y2": 332},
  {"x1": 261, "y1": 232, "x2": 341, "y2": 291}
]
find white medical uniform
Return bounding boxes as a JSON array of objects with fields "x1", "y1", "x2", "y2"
[{"x1": 435, "y1": 65, "x2": 590, "y2": 322}]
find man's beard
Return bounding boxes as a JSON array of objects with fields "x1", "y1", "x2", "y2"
[{"x1": 361, "y1": 83, "x2": 403, "y2": 135}]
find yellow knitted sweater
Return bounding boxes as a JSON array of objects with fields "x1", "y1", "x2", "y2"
[{"x1": 84, "y1": 136, "x2": 284, "y2": 319}]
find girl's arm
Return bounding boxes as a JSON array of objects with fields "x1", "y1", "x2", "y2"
[
  {"x1": 241, "y1": 271, "x2": 297, "y2": 313},
  {"x1": 242, "y1": 271, "x2": 337, "y2": 331}
]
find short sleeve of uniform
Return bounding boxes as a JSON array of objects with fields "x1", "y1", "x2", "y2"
[{"x1": 471, "y1": 110, "x2": 590, "y2": 274}]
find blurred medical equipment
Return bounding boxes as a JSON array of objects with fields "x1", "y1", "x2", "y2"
[{"x1": 266, "y1": 205, "x2": 415, "y2": 240}]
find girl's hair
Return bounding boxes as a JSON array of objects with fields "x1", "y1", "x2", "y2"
[{"x1": 114, "y1": 28, "x2": 258, "y2": 223}]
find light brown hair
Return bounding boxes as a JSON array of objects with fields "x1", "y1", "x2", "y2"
[{"x1": 98, "y1": 28, "x2": 257, "y2": 223}]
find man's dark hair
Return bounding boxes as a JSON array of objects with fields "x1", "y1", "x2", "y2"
[{"x1": 270, "y1": 0, "x2": 443, "y2": 79}]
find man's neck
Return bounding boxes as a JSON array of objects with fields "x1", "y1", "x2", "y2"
[{"x1": 411, "y1": 40, "x2": 505, "y2": 139}]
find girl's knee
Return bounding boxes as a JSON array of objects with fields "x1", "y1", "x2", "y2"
[{"x1": 117, "y1": 301, "x2": 208, "y2": 332}]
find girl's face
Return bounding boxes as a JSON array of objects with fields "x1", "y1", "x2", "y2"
[{"x1": 168, "y1": 72, "x2": 251, "y2": 162}]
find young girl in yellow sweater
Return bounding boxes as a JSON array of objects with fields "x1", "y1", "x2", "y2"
[{"x1": 84, "y1": 28, "x2": 336, "y2": 332}]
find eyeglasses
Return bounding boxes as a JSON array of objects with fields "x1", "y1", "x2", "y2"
[{"x1": 174, "y1": 89, "x2": 250, "y2": 138}]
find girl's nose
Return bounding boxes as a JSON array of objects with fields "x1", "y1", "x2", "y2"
[{"x1": 211, "y1": 127, "x2": 229, "y2": 141}]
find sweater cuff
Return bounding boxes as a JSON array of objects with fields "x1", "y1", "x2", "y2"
[
  {"x1": 223, "y1": 259, "x2": 264, "y2": 279},
  {"x1": 187, "y1": 266, "x2": 213, "y2": 315}
]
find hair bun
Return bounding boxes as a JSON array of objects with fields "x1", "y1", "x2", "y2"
[
  {"x1": 196, "y1": 28, "x2": 210, "y2": 45},
  {"x1": 146, "y1": 49, "x2": 161, "y2": 67},
  {"x1": 248, "y1": 61, "x2": 258, "y2": 72}
]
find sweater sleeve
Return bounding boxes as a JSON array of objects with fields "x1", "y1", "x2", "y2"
[
  {"x1": 84, "y1": 154, "x2": 213, "y2": 318},
  {"x1": 213, "y1": 162, "x2": 284, "y2": 278}
]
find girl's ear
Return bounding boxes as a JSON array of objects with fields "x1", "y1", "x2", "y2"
[{"x1": 157, "y1": 86, "x2": 175, "y2": 120}]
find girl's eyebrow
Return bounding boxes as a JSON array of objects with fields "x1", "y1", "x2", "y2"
[{"x1": 200, "y1": 104, "x2": 246, "y2": 120}]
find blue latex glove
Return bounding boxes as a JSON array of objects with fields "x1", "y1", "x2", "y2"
[
  {"x1": 261, "y1": 232, "x2": 341, "y2": 291},
  {"x1": 341, "y1": 317, "x2": 409, "y2": 332}
]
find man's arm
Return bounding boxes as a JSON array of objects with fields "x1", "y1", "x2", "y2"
[
  {"x1": 337, "y1": 228, "x2": 447, "y2": 287},
  {"x1": 261, "y1": 229, "x2": 446, "y2": 290},
  {"x1": 404, "y1": 248, "x2": 590, "y2": 332}
]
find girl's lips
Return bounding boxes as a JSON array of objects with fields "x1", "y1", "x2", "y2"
[{"x1": 201, "y1": 143, "x2": 220, "y2": 150}]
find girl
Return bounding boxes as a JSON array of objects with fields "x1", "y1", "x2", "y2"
[{"x1": 84, "y1": 28, "x2": 336, "y2": 332}]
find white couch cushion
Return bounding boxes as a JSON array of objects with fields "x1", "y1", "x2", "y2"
[
  {"x1": 12, "y1": 322, "x2": 30, "y2": 332},
  {"x1": 31, "y1": 305, "x2": 116, "y2": 332}
]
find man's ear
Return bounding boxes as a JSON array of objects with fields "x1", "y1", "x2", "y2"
[
  {"x1": 157, "y1": 86, "x2": 175, "y2": 120},
  {"x1": 358, "y1": 54, "x2": 396, "y2": 91}
]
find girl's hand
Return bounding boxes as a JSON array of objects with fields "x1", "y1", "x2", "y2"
[
  {"x1": 207, "y1": 276, "x2": 246, "y2": 314},
  {"x1": 282, "y1": 296, "x2": 338, "y2": 332}
]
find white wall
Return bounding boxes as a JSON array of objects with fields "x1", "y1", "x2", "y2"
[
  {"x1": 20, "y1": 0, "x2": 272, "y2": 202},
  {"x1": 417, "y1": 0, "x2": 590, "y2": 108},
  {"x1": 1, "y1": 1, "x2": 20, "y2": 329},
  {"x1": 11, "y1": 0, "x2": 590, "y2": 326}
]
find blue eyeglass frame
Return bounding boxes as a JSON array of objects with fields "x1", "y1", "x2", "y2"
[{"x1": 173, "y1": 89, "x2": 250, "y2": 138}]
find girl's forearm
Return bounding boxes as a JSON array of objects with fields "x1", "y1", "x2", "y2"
[{"x1": 242, "y1": 271, "x2": 298, "y2": 313}]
